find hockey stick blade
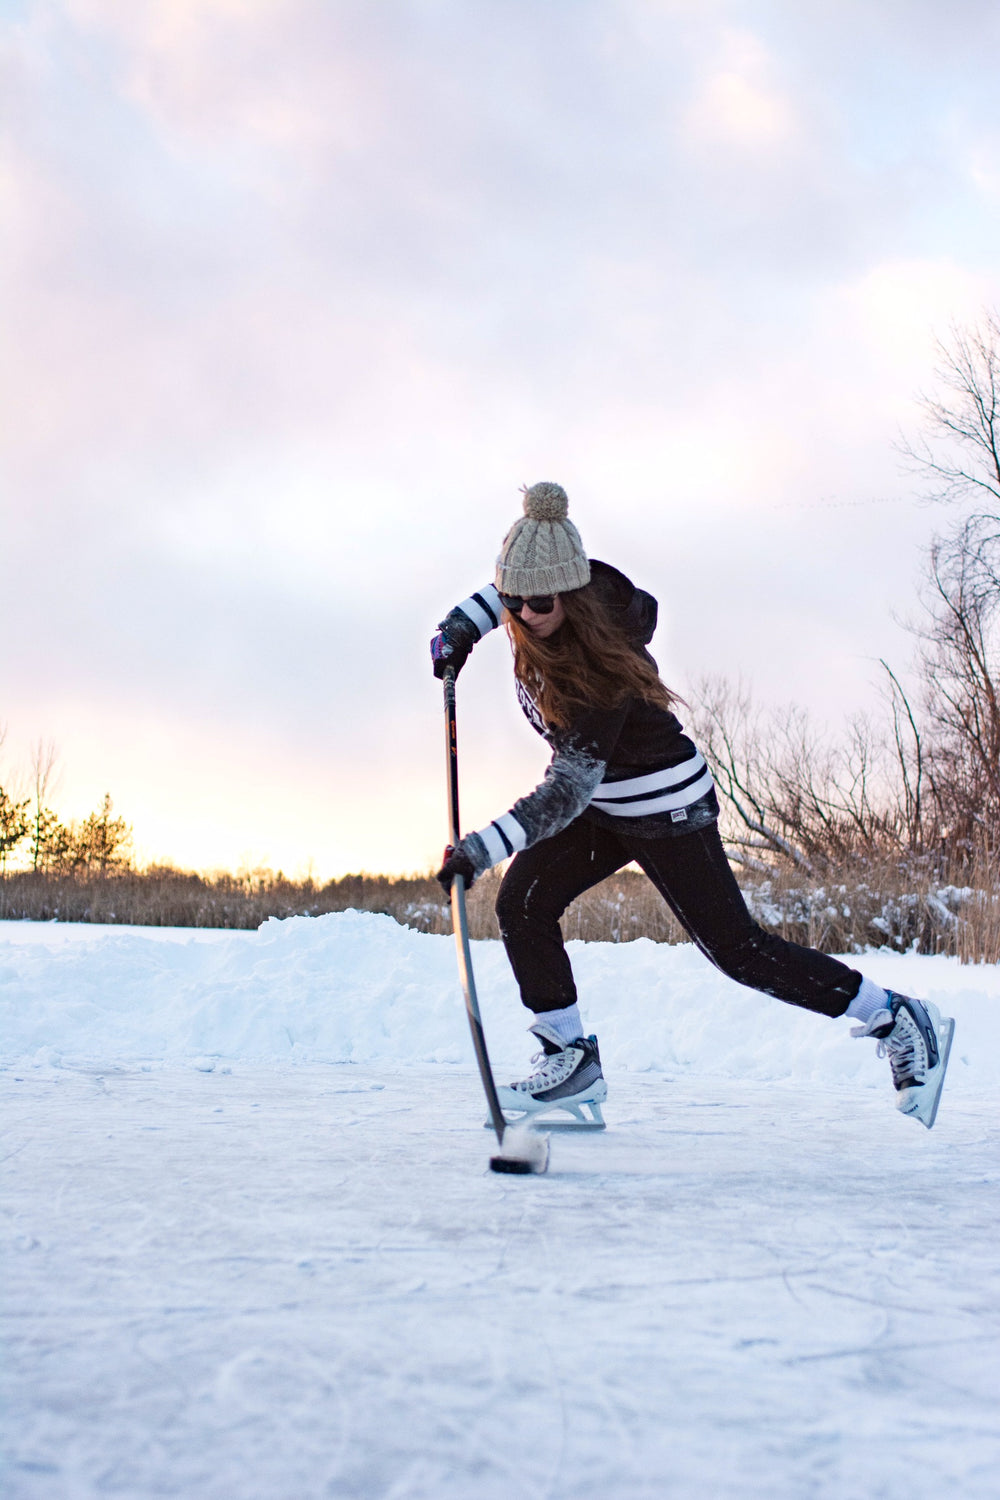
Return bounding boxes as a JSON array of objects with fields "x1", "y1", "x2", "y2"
[{"x1": 489, "y1": 1127, "x2": 550, "y2": 1175}]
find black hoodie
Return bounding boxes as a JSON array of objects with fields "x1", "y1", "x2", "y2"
[{"x1": 436, "y1": 562, "x2": 719, "y2": 874}]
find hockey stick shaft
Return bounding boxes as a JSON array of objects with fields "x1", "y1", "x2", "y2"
[{"x1": 443, "y1": 667, "x2": 507, "y2": 1145}]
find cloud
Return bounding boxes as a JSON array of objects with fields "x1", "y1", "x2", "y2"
[
  {"x1": 3, "y1": 0, "x2": 1000, "y2": 871},
  {"x1": 64, "y1": 0, "x2": 384, "y2": 160},
  {"x1": 836, "y1": 257, "x2": 994, "y2": 374},
  {"x1": 967, "y1": 137, "x2": 1000, "y2": 206},
  {"x1": 683, "y1": 29, "x2": 796, "y2": 151}
]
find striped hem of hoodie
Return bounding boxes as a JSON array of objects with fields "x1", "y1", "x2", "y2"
[
  {"x1": 589, "y1": 751, "x2": 715, "y2": 818},
  {"x1": 473, "y1": 812, "x2": 529, "y2": 867}
]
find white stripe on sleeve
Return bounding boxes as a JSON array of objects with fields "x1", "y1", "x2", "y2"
[
  {"x1": 475, "y1": 822, "x2": 512, "y2": 867},
  {"x1": 493, "y1": 812, "x2": 528, "y2": 852},
  {"x1": 456, "y1": 585, "x2": 502, "y2": 638}
]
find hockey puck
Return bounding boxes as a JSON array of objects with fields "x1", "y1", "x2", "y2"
[{"x1": 488, "y1": 1126, "x2": 550, "y2": 1174}]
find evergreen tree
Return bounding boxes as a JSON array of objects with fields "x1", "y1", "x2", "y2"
[{"x1": 0, "y1": 786, "x2": 30, "y2": 872}]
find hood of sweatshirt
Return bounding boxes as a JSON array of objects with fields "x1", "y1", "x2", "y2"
[{"x1": 586, "y1": 559, "x2": 658, "y2": 647}]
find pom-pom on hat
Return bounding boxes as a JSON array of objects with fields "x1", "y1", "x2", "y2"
[{"x1": 495, "y1": 482, "x2": 591, "y2": 596}]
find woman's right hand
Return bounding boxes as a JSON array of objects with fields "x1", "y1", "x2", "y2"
[{"x1": 430, "y1": 622, "x2": 474, "y2": 679}]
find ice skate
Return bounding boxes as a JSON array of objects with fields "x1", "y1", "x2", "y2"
[
  {"x1": 852, "y1": 991, "x2": 955, "y2": 1129},
  {"x1": 493, "y1": 1022, "x2": 608, "y2": 1130}
]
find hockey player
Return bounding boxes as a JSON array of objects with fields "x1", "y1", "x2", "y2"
[{"x1": 431, "y1": 482, "x2": 955, "y2": 1130}]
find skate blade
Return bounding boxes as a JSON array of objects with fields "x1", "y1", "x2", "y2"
[
  {"x1": 898, "y1": 1016, "x2": 955, "y2": 1130},
  {"x1": 486, "y1": 1099, "x2": 607, "y2": 1131}
]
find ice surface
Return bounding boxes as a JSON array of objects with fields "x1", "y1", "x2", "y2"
[{"x1": 2, "y1": 914, "x2": 1000, "y2": 1498}]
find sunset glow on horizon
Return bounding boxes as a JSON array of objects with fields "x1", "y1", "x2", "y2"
[{"x1": 3, "y1": 0, "x2": 999, "y2": 877}]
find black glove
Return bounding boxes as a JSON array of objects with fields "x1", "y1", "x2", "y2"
[
  {"x1": 430, "y1": 614, "x2": 478, "y2": 680},
  {"x1": 436, "y1": 842, "x2": 478, "y2": 893}
]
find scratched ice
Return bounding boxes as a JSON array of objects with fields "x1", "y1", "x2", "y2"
[{"x1": 2, "y1": 913, "x2": 999, "y2": 1499}]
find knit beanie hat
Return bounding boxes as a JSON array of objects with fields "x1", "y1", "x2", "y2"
[{"x1": 495, "y1": 482, "x2": 591, "y2": 596}]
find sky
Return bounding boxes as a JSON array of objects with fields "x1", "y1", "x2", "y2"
[{"x1": 2, "y1": 0, "x2": 999, "y2": 878}]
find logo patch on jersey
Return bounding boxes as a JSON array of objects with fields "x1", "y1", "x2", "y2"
[
  {"x1": 670, "y1": 808, "x2": 689, "y2": 822},
  {"x1": 516, "y1": 679, "x2": 548, "y2": 735}
]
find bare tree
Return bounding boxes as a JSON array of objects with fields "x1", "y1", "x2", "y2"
[
  {"x1": 900, "y1": 309, "x2": 1000, "y2": 510},
  {"x1": 899, "y1": 309, "x2": 1000, "y2": 858},
  {"x1": 879, "y1": 659, "x2": 926, "y2": 851},
  {"x1": 28, "y1": 740, "x2": 68, "y2": 872},
  {"x1": 914, "y1": 521, "x2": 1000, "y2": 850},
  {"x1": 690, "y1": 677, "x2": 816, "y2": 874},
  {"x1": 691, "y1": 677, "x2": 911, "y2": 876}
]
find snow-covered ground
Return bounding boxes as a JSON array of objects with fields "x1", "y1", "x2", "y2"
[{"x1": 3, "y1": 913, "x2": 1000, "y2": 1499}]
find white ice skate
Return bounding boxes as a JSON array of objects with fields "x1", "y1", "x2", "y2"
[
  {"x1": 853, "y1": 991, "x2": 955, "y2": 1129},
  {"x1": 492, "y1": 1023, "x2": 608, "y2": 1131}
]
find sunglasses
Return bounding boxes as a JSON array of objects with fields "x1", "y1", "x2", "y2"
[{"x1": 499, "y1": 592, "x2": 557, "y2": 615}]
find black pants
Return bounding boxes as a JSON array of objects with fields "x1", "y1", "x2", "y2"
[{"x1": 495, "y1": 817, "x2": 861, "y2": 1020}]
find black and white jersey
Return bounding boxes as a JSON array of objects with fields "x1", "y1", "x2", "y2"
[{"x1": 436, "y1": 561, "x2": 718, "y2": 874}]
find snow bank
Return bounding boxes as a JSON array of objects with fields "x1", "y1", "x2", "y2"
[{"x1": 1, "y1": 912, "x2": 996, "y2": 1092}]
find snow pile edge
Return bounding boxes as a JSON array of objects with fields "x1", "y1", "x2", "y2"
[{"x1": 0, "y1": 911, "x2": 994, "y2": 1092}]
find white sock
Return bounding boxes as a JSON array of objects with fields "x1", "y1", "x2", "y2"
[
  {"x1": 846, "y1": 976, "x2": 890, "y2": 1026},
  {"x1": 532, "y1": 1003, "x2": 584, "y2": 1046}
]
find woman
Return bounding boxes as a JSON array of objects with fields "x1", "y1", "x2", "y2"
[{"x1": 431, "y1": 482, "x2": 954, "y2": 1130}]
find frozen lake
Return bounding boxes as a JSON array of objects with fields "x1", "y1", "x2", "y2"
[{"x1": 3, "y1": 916, "x2": 999, "y2": 1497}]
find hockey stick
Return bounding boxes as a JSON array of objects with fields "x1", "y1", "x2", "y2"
[{"x1": 443, "y1": 667, "x2": 548, "y2": 1175}]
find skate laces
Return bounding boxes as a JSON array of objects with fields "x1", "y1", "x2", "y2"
[
  {"x1": 511, "y1": 1045, "x2": 579, "y2": 1094},
  {"x1": 877, "y1": 1009, "x2": 927, "y2": 1088}
]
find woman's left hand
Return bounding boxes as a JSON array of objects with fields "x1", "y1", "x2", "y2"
[{"x1": 436, "y1": 842, "x2": 478, "y2": 893}]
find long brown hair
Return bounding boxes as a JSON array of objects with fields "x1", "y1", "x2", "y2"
[{"x1": 506, "y1": 586, "x2": 679, "y2": 729}]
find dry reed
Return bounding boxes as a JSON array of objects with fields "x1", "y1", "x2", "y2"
[
  {"x1": 955, "y1": 836, "x2": 1000, "y2": 965},
  {"x1": 0, "y1": 851, "x2": 997, "y2": 961}
]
